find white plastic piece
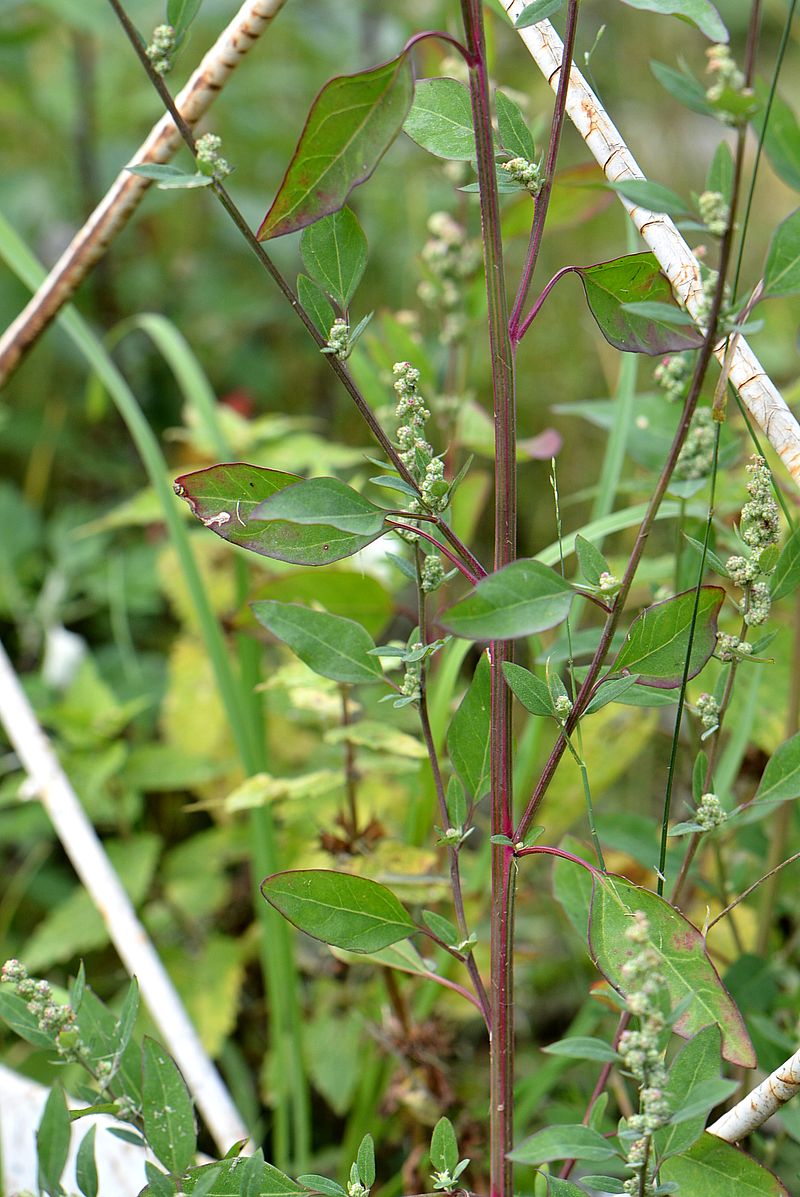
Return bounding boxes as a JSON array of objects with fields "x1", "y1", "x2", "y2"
[{"x1": 502, "y1": 2, "x2": 800, "y2": 489}]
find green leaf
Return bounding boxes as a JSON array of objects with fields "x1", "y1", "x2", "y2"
[
  {"x1": 357, "y1": 1133, "x2": 375, "y2": 1188},
  {"x1": 575, "y1": 534, "x2": 609, "y2": 586},
  {"x1": 443, "y1": 559, "x2": 574, "y2": 640},
  {"x1": 142, "y1": 1037, "x2": 197, "y2": 1174},
  {"x1": 542, "y1": 1035, "x2": 620, "y2": 1062},
  {"x1": 502, "y1": 662, "x2": 554, "y2": 717},
  {"x1": 75, "y1": 1125, "x2": 98, "y2": 1197},
  {"x1": 584, "y1": 674, "x2": 642, "y2": 715},
  {"x1": 752, "y1": 82, "x2": 800, "y2": 194},
  {"x1": 403, "y1": 78, "x2": 475, "y2": 160},
  {"x1": 297, "y1": 274, "x2": 335, "y2": 337},
  {"x1": 36, "y1": 1086, "x2": 71, "y2": 1197},
  {"x1": 166, "y1": 0, "x2": 202, "y2": 40},
  {"x1": 514, "y1": 0, "x2": 565, "y2": 27},
  {"x1": 706, "y1": 141, "x2": 734, "y2": 202},
  {"x1": 620, "y1": 0, "x2": 727, "y2": 41},
  {"x1": 771, "y1": 527, "x2": 800, "y2": 600},
  {"x1": 588, "y1": 874, "x2": 755, "y2": 1066},
  {"x1": 175, "y1": 463, "x2": 385, "y2": 565},
  {"x1": 298, "y1": 1177, "x2": 347, "y2": 1197},
  {"x1": 0, "y1": 990, "x2": 59, "y2": 1048},
  {"x1": 667, "y1": 1076, "x2": 738, "y2": 1124},
  {"x1": 609, "y1": 587, "x2": 724, "y2": 687},
  {"x1": 251, "y1": 601, "x2": 383, "y2": 685},
  {"x1": 422, "y1": 910, "x2": 459, "y2": 944},
  {"x1": 753, "y1": 732, "x2": 800, "y2": 806},
  {"x1": 661, "y1": 1133, "x2": 788, "y2": 1195},
  {"x1": 495, "y1": 89, "x2": 536, "y2": 161},
  {"x1": 261, "y1": 869, "x2": 417, "y2": 951},
  {"x1": 431, "y1": 1116, "x2": 459, "y2": 1173},
  {"x1": 538, "y1": 1177, "x2": 594, "y2": 1197},
  {"x1": 300, "y1": 207, "x2": 368, "y2": 309},
  {"x1": 115, "y1": 977, "x2": 140, "y2": 1060},
  {"x1": 258, "y1": 52, "x2": 413, "y2": 238},
  {"x1": 576, "y1": 253, "x2": 703, "y2": 354},
  {"x1": 252, "y1": 477, "x2": 386, "y2": 536},
  {"x1": 251, "y1": 569, "x2": 392, "y2": 639},
  {"x1": 509, "y1": 1123, "x2": 618, "y2": 1165},
  {"x1": 763, "y1": 207, "x2": 800, "y2": 298},
  {"x1": 126, "y1": 164, "x2": 213, "y2": 189},
  {"x1": 620, "y1": 300, "x2": 697, "y2": 326},
  {"x1": 184, "y1": 1159, "x2": 305, "y2": 1196},
  {"x1": 606, "y1": 178, "x2": 693, "y2": 218},
  {"x1": 145, "y1": 1164, "x2": 178, "y2": 1197},
  {"x1": 447, "y1": 654, "x2": 491, "y2": 800},
  {"x1": 651, "y1": 60, "x2": 714, "y2": 117}
]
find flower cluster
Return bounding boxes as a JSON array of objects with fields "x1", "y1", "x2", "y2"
[
  {"x1": 693, "y1": 269, "x2": 731, "y2": 325},
  {"x1": 716, "y1": 631, "x2": 753, "y2": 661},
  {"x1": 1, "y1": 959, "x2": 83, "y2": 1059},
  {"x1": 697, "y1": 190, "x2": 730, "y2": 237},
  {"x1": 674, "y1": 407, "x2": 715, "y2": 481},
  {"x1": 195, "y1": 133, "x2": 232, "y2": 180},
  {"x1": 705, "y1": 44, "x2": 745, "y2": 104},
  {"x1": 500, "y1": 156, "x2": 544, "y2": 194},
  {"x1": 323, "y1": 317, "x2": 350, "y2": 360},
  {"x1": 696, "y1": 791, "x2": 727, "y2": 831},
  {"x1": 418, "y1": 212, "x2": 481, "y2": 345},
  {"x1": 554, "y1": 694, "x2": 573, "y2": 721},
  {"x1": 695, "y1": 691, "x2": 720, "y2": 736},
  {"x1": 741, "y1": 456, "x2": 780, "y2": 552},
  {"x1": 654, "y1": 352, "x2": 692, "y2": 403},
  {"x1": 145, "y1": 23, "x2": 176, "y2": 75},
  {"x1": 400, "y1": 660, "x2": 421, "y2": 704},
  {"x1": 617, "y1": 913, "x2": 671, "y2": 1196},
  {"x1": 598, "y1": 571, "x2": 620, "y2": 595},
  {"x1": 393, "y1": 362, "x2": 449, "y2": 516},
  {"x1": 421, "y1": 553, "x2": 446, "y2": 593}
]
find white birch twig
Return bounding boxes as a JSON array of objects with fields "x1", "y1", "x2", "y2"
[
  {"x1": 502, "y1": 2, "x2": 800, "y2": 489},
  {"x1": 708, "y1": 1046, "x2": 800, "y2": 1142},
  {"x1": 0, "y1": 0, "x2": 287, "y2": 385},
  {"x1": 0, "y1": 637, "x2": 249, "y2": 1156}
]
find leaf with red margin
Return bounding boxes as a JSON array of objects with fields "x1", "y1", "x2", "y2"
[
  {"x1": 174, "y1": 463, "x2": 385, "y2": 565},
  {"x1": 609, "y1": 586, "x2": 724, "y2": 688},
  {"x1": 588, "y1": 874, "x2": 755, "y2": 1067},
  {"x1": 576, "y1": 252, "x2": 704, "y2": 354},
  {"x1": 258, "y1": 53, "x2": 414, "y2": 240}
]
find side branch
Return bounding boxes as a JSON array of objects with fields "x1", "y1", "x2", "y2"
[
  {"x1": 0, "y1": 0, "x2": 288, "y2": 385},
  {"x1": 501, "y1": 2, "x2": 800, "y2": 489}
]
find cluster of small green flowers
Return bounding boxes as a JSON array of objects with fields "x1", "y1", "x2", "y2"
[
  {"x1": 500, "y1": 156, "x2": 544, "y2": 194},
  {"x1": 654, "y1": 352, "x2": 692, "y2": 403},
  {"x1": 742, "y1": 456, "x2": 780, "y2": 551},
  {"x1": 146, "y1": 24, "x2": 176, "y2": 75},
  {"x1": 418, "y1": 212, "x2": 481, "y2": 345},
  {"x1": 726, "y1": 554, "x2": 760, "y2": 587},
  {"x1": 598, "y1": 571, "x2": 620, "y2": 595},
  {"x1": 400, "y1": 661, "x2": 421, "y2": 703},
  {"x1": 1, "y1": 959, "x2": 82, "y2": 1056},
  {"x1": 195, "y1": 132, "x2": 232, "y2": 180},
  {"x1": 324, "y1": 317, "x2": 350, "y2": 360},
  {"x1": 744, "y1": 580, "x2": 771, "y2": 627},
  {"x1": 420, "y1": 456, "x2": 449, "y2": 512},
  {"x1": 617, "y1": 913, "x2": 671, "y2": 1197},
  {"x1": 554, "y1": 694, "x2": 573, "y2": 720},
  {"x1": 393, "y1": 362, "x2": 450, "y2": 517},
  {"x1": 694, "y1": 269, "x2": 731, "y2": 325},
  {"x1": 674, "y1": 407, "x2": 715, "y2": 480},
  {"x1": 697, "y1": 190, "x2": 729, "y2": 237},
  {"x1": 696, "y1": 792, "x2": 727, "y2": 830},
  {"x1": 695, "y1": 692, "x2": 720, "y2": 733},
  {"x1": 705, "y1": 43, "x2": 745, "y2": 104},
  {"x1": 716, "y1": 631, "x2": 753, "y2": 661},
  {"x1": 421, "y1": 553, "x2": 446, "y2": 593}
]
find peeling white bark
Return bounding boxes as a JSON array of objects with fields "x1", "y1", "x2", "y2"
[
  {"x1": 0, "y1": 637, "x2": 248, "y2": 1156},
  {"x1": 0, "y1": 0, "x2": 287, "y2": 383},
  {"x1": 502, "y1": 2, "x2": 800, "y2": 489},
  {"x1": 708, "y1": 1046, "x2": 800, "y2": 1142}
]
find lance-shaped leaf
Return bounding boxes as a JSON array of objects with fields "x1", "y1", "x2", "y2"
[
  {"x1": 606, "y1": 178, "x2": 693, "y2": 219},
  {"x1": 261, "y1": 869, "x2": 417, "y2": 952},
  {"x1": 447, "y1": 654, "x2": 491, "y2": 800},
  {"x1": 655, "y1": 1025, "x2": 725, "y2": 1161},
  {"x1": 142, "y1": 1038, "x2": 197, "y2": 1174},
  {"x1": 509, "y1": 1124, "x2": 617, "y2": 1166},
  {"x1": 661, "y1": 1133, "x2": 788, "y2": 1195},
  {"x1": 588, "y1": 874, "x2": 755, "y2": 1066},
  {"x1": 576, "y1": 252, "x2": 704, "y2": 354},
  {"x1": 495, "y1": 89, "x2": 536, "y2": 161},
  {"x1": 297, "y1": 275, "x2": 335, "y2": 337},
  {"x1": 184, "y1": 1159, "x2": 306, "y2": 1196},
  {"x1": 620, "y1": 0, "x2": 727, "y2": 42},
  {"x1": 175, "y1": 463, "x2": 385, "y2": 565},
  {"x1": 442, "y1": 559, "x2": 574, "y2": 641},
  {"x1": 752, "y1": 83, "x2": 800, "y2": 195},
  {"x1": 300, "y1": 207, "x2": 368, "y2": 309},
  {"x1": 258, "y1": 53, "x2": 414, "y2": 239},
  {"x1": 753, "y1": 731, "x2": 800, "y2": 807},
  {"x1": 763, "y1": 207, "x2": 800, "y2": 298},
  {"x1": 502, "y1": 662, "x2": 554, "y2": 717},
  {"x1": 609, "y1": 587, "x2": 724, "y2": 688},
  {"x1": 36, "y1": 1087, "x2": 71, "y2": 1197},
  {"x1": 514, "y1": 0, "x2": 565, "y2": 28},
  {"x1": 770, "y1": 527, "x2": 800, "y2": 600},
  {"x1": 403, "y1": 78, "x2": 475, "y2": 160},
  {"x1": 251, "y1": 601, "x2": 384, "y2": 685},
  {"x1": 252, "y1": 477, "x2": 387, "y2": 536}
]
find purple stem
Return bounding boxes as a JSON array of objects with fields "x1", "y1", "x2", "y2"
[
  {"x1": 514, "y1": 266, "x2": 577, "y2": 344},
  {"x1": 385, "y1": 521, "x2": 480, "y2": 584}
]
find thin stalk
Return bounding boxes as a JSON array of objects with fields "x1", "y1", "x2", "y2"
[
  {"x1": 340, "y1": 686, "x2": 359, "y2": 837},
  {"x1": 563, "y1": 735, "x2": 605, "y2": 871},
  {"x1": 709, "y1": 851, "x2": 800, "y2": 933},
  {"x1": 508, "y1": 0, "x2": 581, "y2": 341},
  {"x1": 459, "y1": 3, "x2": 517, "y2": 1194},
  {"x1": 385, "y1": 522, "x2": 480, "y2": 583}
]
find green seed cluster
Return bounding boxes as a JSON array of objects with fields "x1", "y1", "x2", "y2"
[
  {"x1": 421, "y1": 553, "x2": 445, "y2": 593},
  {"x1": 741, "y1": 456, "x2": 780, "y2": 551},
  {"x1": 618, "y1": 913, "x2": 670, "y2": 1196},
  {"x1": 697, "y1": 190, "x2": 729, "y2": 237},
  {"x1": 654, "y1": 352, "x2": 692, "y2": 403},
  {"x1": 674, "y1": 407, "x2": 715, "y2": 480},
  {"x1": 325, "y1": 317, "x2": 350, "y2": 360},
  {"x1": 196, "y1": 133, "x2": 232, "y2": 180},
  {"x1": 1, "y1": 959, "x2": 83, "y2": 1057},
  {"x1": 500, "y1": 156, "x2": 543, "y2": 194},
  {"x1": 705, "y1": 44, "x2": 745, "y2": 104},
  {"x1": 145, "y1": 24, "x2": 176, "y2": 75},
  {"x1": 716, "y1": 632, "x2": 753, "y2": 661},
  {"x1": 695, "y1": 692, "x2": 720, "y2": 733},
  {"x1": 418, "y1": 212, "x2": 481, "y2": 346},
  {"x1": 696, "y1": 792, "x2": 727, "y2": 830}
]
